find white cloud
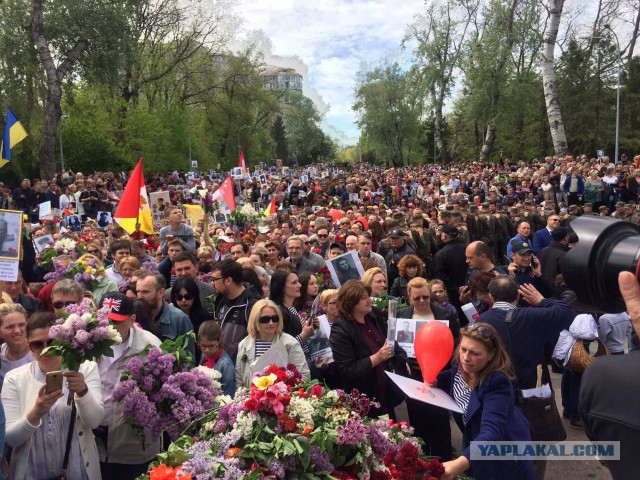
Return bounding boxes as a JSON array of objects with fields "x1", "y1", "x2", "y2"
[{"x1": 235, "y1": 0, "x2": 426, "y2": 142}]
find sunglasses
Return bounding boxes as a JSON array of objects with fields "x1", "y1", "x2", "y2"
[
  {"x1": 317, "y1": 234, "x2": 328, "y2": 238},
  {"x1": 176, "y1": 293, "x2": 194, "y2": 301},
  {"x1": 29, "y1": 339, "x2": 54, "y2": 351},
  {"x1": 259, "y1": 315, "x2": 279, "y2": 324},
  {"x1": 411, "y1": 295, "x2": 430, "y2": 302},
  {"x1": 466, "y1": 324, "x2": 496, "y2": 346},
  {"x1": 53, "y1": 301, "x2": 76, "y2": 310},
  {"x1": 86, "y1": 249, "x2": 100, "y2": 255}
]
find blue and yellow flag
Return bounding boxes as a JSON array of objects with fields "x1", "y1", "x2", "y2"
[{"x1": 1, "y1": 107, "x2": 29, "y2": 168}]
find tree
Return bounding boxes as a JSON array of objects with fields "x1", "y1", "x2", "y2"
[
  {"x1": 353, "y1": 61, "x2": 422, "y2": 166},
  {"x1": 542, "y1": 0, "x2": 569, "y2": 156}
]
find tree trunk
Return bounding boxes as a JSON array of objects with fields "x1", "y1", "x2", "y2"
[
  {"x1": 32, "y1": 0, "x2": 87, "y2": 179},
  {"x1": 541, "y1": 0, "x2": 568, "y2": 156},
  {"x1": 628, "y1": 4, "x2": 640, "y2": 65},
  {"x1": 480, "y1": 125, "x2": 496, "y2": 163},
  {"x1": 434, "y1": 101, "x2": 449, "y2": 164}
]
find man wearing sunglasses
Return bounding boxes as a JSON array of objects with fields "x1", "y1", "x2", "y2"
[
  {"x1": 532, "y1": 214, "x2": 561, "y2": 255},
  {"x1": 95, "y1": 292, "x2": 162, "y2": 479},
  {"x1": 298, "y1": 234, "x2": 325, "y2": 271},
  {"x1": 51, "y1": 279, "x2": 84, "y2": 316}
]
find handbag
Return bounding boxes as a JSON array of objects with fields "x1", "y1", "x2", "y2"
[
  {"x1": 567, "y1": 339, "x2": 609, "y2": 374},
  {"x1": 47, "y1": 401, "x2": 77, "y2": 480},
  {"x1": 504, "y1": 310, "x2": 567, "y2": 441}
]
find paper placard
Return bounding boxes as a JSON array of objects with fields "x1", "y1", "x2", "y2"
[
  {"x1": 0, "y1": 259, "x2": 19, "y2": 282},
  {"x1": 385, "y1": 371, "x2": 463, "y2": 413},
  {"x1": 326, "y1": 250, "x2": 365, "y2": 288},
  {"x1": 38, "y1": 201, "x2": 52, "y2": 220},
  {"x1": 309, "y1": 314, "x2": 333, "y2": 365},
  {"x1": 396, "y1": 319, "x2": 450, "y2": 358}
]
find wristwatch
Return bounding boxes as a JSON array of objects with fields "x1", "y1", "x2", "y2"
[{"x1": 76, "y1": 385, "x2": 89, "y2": 398}]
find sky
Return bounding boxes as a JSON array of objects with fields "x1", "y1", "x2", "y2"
[{"x1": 235, "y1": 0, "x2": 427, "y2": 144}]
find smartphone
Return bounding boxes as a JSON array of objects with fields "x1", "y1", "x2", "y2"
[{"x1": 45, "y1": 371, "x2": 63, "y2": 395}]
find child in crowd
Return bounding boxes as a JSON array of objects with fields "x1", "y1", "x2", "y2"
[{"x1": 198, "y1": 321, "x2": 236, "y2": 397}]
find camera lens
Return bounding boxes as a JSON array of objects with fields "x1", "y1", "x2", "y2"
[{"x1": 564, "y1": 216, "x2": 640, "y2": 312}]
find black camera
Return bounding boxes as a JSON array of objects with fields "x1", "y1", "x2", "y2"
[{"x1": 564, "y1": 216, "x2": 640, "y2": 312}]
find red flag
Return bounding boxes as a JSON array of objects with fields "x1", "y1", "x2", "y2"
[
  {"x1": 114, "y1": 158, "x2": 154, "y2": 234},
  {"x1": 211, "y1": 176, "x2": 236, "y2": 211},
  {"x1": 263, "y1": 197, "x2": 276, "y2": 217},
  {"x1": 239, "y1": 149, "x2": 246, "y2": 170}
]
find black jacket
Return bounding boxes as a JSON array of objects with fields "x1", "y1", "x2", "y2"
[
  {"x1": 581, "y1": 350, "x2": 640, "y2": 480},
  {"x1": 433, "y1": 240, "x2": 468, "y2": 293},
  {"x1": 214, "y1": 285, "x2": 262, "y2": 362},
  {"x1": 15, "y1": 293, "x2": 42, "y2": 317},
  {"x1": 538, "y1": 240, "x2": 570, "y2": 290}
]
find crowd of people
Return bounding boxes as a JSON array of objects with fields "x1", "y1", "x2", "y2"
[{"x1": 0, "y1": 153, "x2": 636, "y2": 479}]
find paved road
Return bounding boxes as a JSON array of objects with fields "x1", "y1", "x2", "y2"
[{"x1": 396, "y1": 370, "x2": 614, "y2": 479}]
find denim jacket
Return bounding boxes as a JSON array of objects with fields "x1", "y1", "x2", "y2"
[
  {"x1": 201, "y1": 351, "x2": 236, "y2": 397},
  {"x1": 156, "y1": 302, "x2": 195, "y2": 356}
]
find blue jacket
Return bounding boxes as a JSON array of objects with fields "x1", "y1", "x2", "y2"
[
  {"x1": 155, "y1": 302, "x2": 195, "y2": 356},
  {"x1": 437, "y1": 367, "x2": 535, "y2": 480},
  {"x1": 532, "y1": 227, "x2": 551, "y2": 255},
  {"x1": 563, "y1": 175, "x2": 585, "y2": 195},
  {"x1": 477, "y1": 299, "x2": 575, "y2": 389},
  {"x1": 506, "y1": 234, "x2": 532, "y2": 261},
  {"x1": 201, "y1": 350, "x2": 236, "y2": 397}
]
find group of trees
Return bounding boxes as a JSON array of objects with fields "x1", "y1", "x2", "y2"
[
  {"x1": 0, "y1": 0, "x2": 336, "y2": 181},
  {"x1": 354, "y1": 0, "x2": 640, "y2": 166}
]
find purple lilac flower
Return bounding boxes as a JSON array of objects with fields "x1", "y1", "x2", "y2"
[
  {"x1": 367, "y1": 425, "x2": 395, "y2": 456},
  {"x1": 336, "y1": 417, "x2": 367, "y2": 446},
  {"x1": 268, "y1": 459, "x2": 286, "y2": 479},
  {"x1": 310, "y1": 445, "x2": 334, "y2": 473},
  {"x1": 141, "y1": 260, "x2": 158, "y2": 272}
]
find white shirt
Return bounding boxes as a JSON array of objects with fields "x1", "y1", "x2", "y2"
[
  {"x1": 98, "y1": 333, "x2": 133, "y2": 426},
  {"x1": 105, "y1": 265, "x2": 124, "y2": 284}
]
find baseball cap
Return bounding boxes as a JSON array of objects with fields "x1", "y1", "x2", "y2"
[
  {"x1": 442, "y1": 225, "x2": 459, "y2": 237},
  {"x1": 389, "y1": 229, "x2": 405, "y2": 238},
  {"x1": 510, "y1": 239, "x2": 532, "y2": 255},
  {"x1": 99, "y1": 291, "x2": 135, "y2": 322}
]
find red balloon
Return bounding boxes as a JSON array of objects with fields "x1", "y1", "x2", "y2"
[
  {"x1": 328, "y1": 209, "x2": 342, "y2": 222},
  {"x1": 414, "y1": 321, "x2": 454, "y2": 383}
]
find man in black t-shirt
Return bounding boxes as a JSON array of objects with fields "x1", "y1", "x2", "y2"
[{"x1": 79, "y1": 180, "x2": 99, "y2": 219}]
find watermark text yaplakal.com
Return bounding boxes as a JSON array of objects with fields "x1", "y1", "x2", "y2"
[{"x1": 470, "y1": 442, "x2": 620, "y2": 461}]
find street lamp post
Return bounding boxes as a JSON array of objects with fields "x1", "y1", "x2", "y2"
[
  {"x1": 237, "y1": 124, "x2": 249, "y2": 155},
  {"x1": 604, "y1": 24, "x2": 621, "y2": 164},
  {"x1": 187, "y1": 106, "x2": 206, "y2": 168}
]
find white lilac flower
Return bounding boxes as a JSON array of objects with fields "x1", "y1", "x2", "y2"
[
  {"x1": 216, "y1": 394, "x2": 233, "y2": 405},
  {"x1": 287, "y1": 396, "x2": 315, "y2": 430},
  {"x1": 106, "y1": 326, "x2": 122, "y2": 344},
  {"x1": 233, "y1": 410, "x2": 256, "y2": 440}
]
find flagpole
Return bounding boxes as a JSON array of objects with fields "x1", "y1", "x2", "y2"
[{"x1": 136, "y1": 157, "x2": 142, "y2": 233}]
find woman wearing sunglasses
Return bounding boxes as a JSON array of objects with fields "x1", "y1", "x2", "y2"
[
  {"x1": 170, "y1": 277, "x2": 210, "y2": 359},
  {"x1": 2, "y1": 312, "x2": 103, "y2": 480},
  {"x1": 436, "y1": 323, "x2": 534, "y2": 480},
  {"x1": 235, "y1": 299, "x2": 309, "y2": 389}
]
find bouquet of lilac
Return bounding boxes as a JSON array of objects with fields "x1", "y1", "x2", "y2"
[
  {"x1": 45, "y1": 299, "x2": 122, "y2": 372},
  {"x1": 36, "y1": 238, "x2": 82, "y2": 272},
  {"x1": 111, "y1": 334, "x2": 221, "y2": 441},
  {"x1": 43, "y1": 258, "x2": 105, "y2": 292}
]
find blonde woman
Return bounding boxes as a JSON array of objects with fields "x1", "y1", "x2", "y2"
[
  {"x1": 235, "y1": 299, "x2": 309, "y2": 389},
  {"x1": 362, "y1": 267, "x2": 388, "y2": 298},
  {"x1": 0, "y1": 303, "x2": 34, "y2": 376}
]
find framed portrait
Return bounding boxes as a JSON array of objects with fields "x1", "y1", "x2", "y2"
[
  {"x1": 191, "y1": 160, "x2": 198, "y2": 169},
  {"x1": 38, "y1": 201, "x2": 52, "y2": 220},
  {"x1": 232, "y1": 167, "x2": 244, "y2": 179},
  {"x1": 149, "y1": 191, "x2": 171, "y2": 228},
  {"x1": 65, "y1": 214, "x2": 83, "y2": 232},
  {"x1": 213, "y1": 211, "x2": 228, "y2": 224},
  {"x1": 326, "y1": 250, "x2": 365, "y2": 288},
  {"x1": 96, "y1": 211, "x2": 113, "y2": 229},
  {"x1": 33, "y1": 234, "x2": 54, "y2": 253},
  {"x1": 0, "y1": 210, "x2": 24, "y2": 260}
]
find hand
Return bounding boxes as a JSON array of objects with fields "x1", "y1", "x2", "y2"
[
  {"x1": 165, "y1": 234, "x2": 174, "y2": 241},
  {"x1": 507, "y1": 262, "x2": 518, "y2": 278},
  {"x1": 300, "y1": 320, "x2": 314, "y2": 340},
  {"x1": 531, "y1": 256, "x2": 542, "y2": 276},
  {"x1": 518, "y1": 283, "x2": 544, "y2": 306},
  {"x1": 63, "y1": 371, "x2": 86, "y2": 394},
  {"x1": 442, "y1": 456, "x2": 470, "y2": 480},
  {"x1": 619, "y1": 271, "x2": 640, "y2": 336},
  {"x1": 459, "y1": 285, "x2": 471, "y2": 304},
  {"x1": 29, "y1": 384, "x2": 64, "y2": 424},
  {"x1": 375, "y1": 343, "x2": 393, "y2": 364}
]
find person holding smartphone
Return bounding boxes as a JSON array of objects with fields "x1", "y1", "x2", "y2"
[
  {"x1": 507, "y1": 239, "x2": 554, "y2": 307},
  {"x1": 2, "y1": 312, "x2": 103, "y2": 480}
]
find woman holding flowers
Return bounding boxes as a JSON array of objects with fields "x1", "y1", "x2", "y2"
[
  {"x1": 235, "y1": 299, "x2": 309, "y2": 389},
  {"x1": 2, "y1": 312, "x2": 104, "y2": 480},
  {"x1": 329, "y1": 280, "x2": 397, "y2": 418}
]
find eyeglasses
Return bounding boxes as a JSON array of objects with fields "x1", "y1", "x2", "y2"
[
  {"x1": 86, "y1": 249, "x2": 100, "y2": 255},
  {"x1": 209, "y1": 276, "x2": 224, "y2": 283},
  {"x1": 411, "y1": 295, "x2": 430, "y2": 302},
  {"x1": 466, "y1": 324, "x2": 496, "y2": 346},
  {"x1": 259, "y1": 315, "x2": 279, "y2": 324},
  {"x1": 176, "y1": 293, "x2": 194, "y2": 301},
  {"x1": 53, "y1": 301, "x2": 76, "y2": 310},
  {"x1": 317, "y1": 234, "x2": 328, "y2": 238},
  {"x1": 304, "y1": 241, "x2": 310, "y2": 245},
  {"x1": 199, "y1": 342, "x2": 220, "y2": 351},
  {"x1": 29, "y1": 339, "x2": 54, "y2": 351}
]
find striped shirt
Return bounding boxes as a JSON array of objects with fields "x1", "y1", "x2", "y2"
[
  {"x1": 255, "y1": 341, "x2": 272, "y2": 358},
  {"x1": 287, "y1": 305, "x2": 311, "y2": 360},
  {"x1": 453, "y1": 371, "x2": 473, "y2": 424}
]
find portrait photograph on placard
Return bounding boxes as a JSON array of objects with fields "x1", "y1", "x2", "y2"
[
  {"x1": 0, "y1": 210, "x2": 23, "y2": 260},
  {"x1": 326, "y1": 250, "x2": 365, "y2": 288},
  {"x1": 65, "y1": 214, "x2": 83, "y2": 232},
  {"x1": 395, "y1": 319, "x2": 417, "y2": 357},
  {"x1": 213, "y1": 211, "x2": 228, "y2": 224},
  {"x1": 150, "y1": 191, "x2": 171, "y2": 227},
  {"x1": 33, "y1": 234, "x2": 54, "y2": 253},
  {"x1": 97, "y1": 211, "x2": 113, "y2": 229},
  {"x1": 309, "y1": 314, "x2": 333, "y2": 365}
]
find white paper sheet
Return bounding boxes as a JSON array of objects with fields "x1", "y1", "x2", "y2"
[
  {"x1": 386, "y1": 371, "x2": 464, "y2": 413},
  {"x1": 521, "y1": 384, "x2": 553, "y2": 399}
]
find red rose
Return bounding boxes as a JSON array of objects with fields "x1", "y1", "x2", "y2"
[{"x1": 244, "y1": 397, "x2": 259, "y2": 412}]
